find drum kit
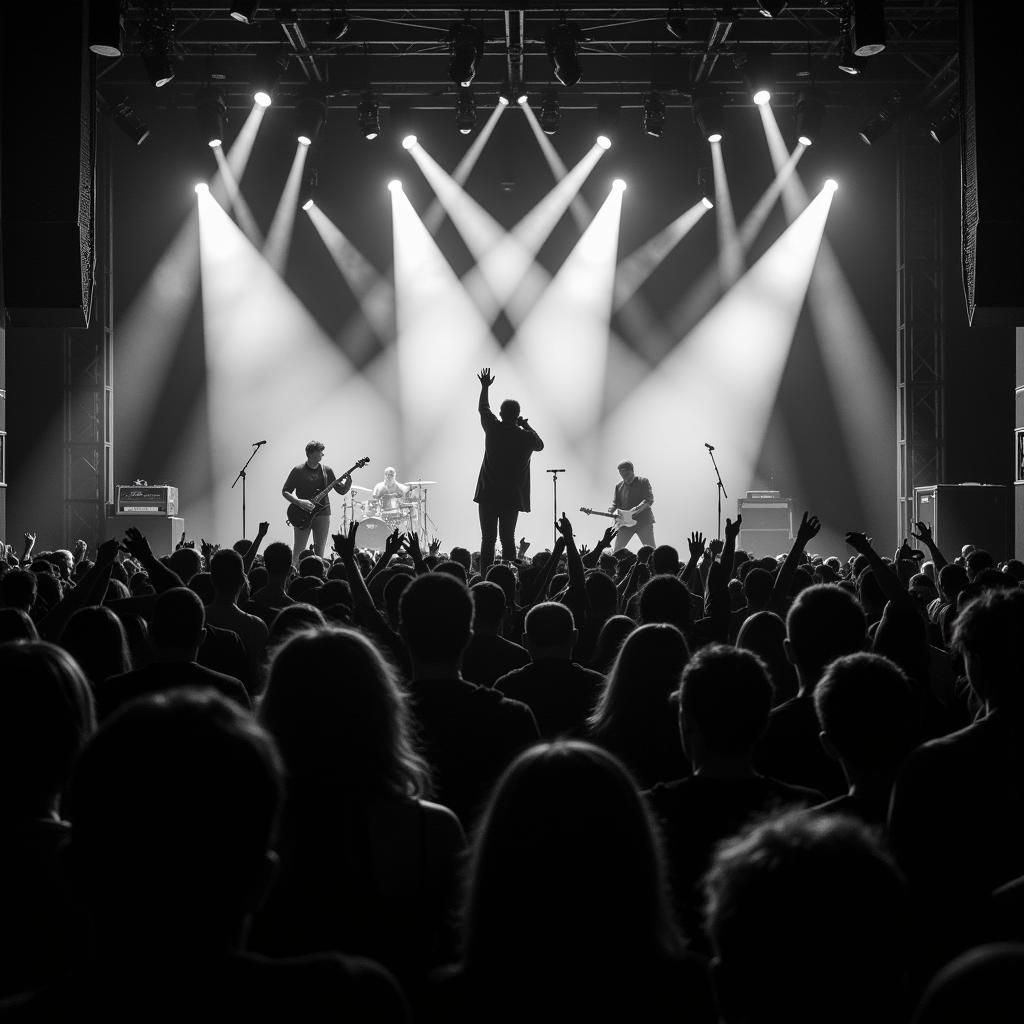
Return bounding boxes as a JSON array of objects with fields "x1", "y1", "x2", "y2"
[{"x1": 341, "y1": 479, "x2": 439, "y2": 549}]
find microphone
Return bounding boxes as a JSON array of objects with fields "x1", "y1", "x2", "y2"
[
  {"x1": 252, "y1": 440, "x2": 267, "y2": 446},
  {"x1": 704, "y1": 442, "x2": 715, "y2": 451},
  {"x1": 546, "y1": 468, "x2": 566, "y2": 472}
]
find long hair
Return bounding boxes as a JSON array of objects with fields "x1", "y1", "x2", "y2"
[
  {"x1": 261, "y1": 626, "x2": 429, "y2": 799},
  {"x1": 462, "y1": 741, "x2": 679, "y2": 968},
  {"x1": 59, "y1": 605, "x2": 131, "y2": 687}
]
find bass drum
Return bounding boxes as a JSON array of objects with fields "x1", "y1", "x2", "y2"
[{"x1": 354, "y1": 516, "x2": 391, "y2": 549}]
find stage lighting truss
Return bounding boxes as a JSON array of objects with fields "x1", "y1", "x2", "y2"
[
  {"x1": 643, "y1": 91, "x2": 667, "y2": 138},
  {"x1": 196, "y1": 85, "x2": 227, "y2": 148},
  {"x1": 108, "y1": 95, "x2": 151, "y2": 146},
  {"x1": 858, "y1": 89, "x2": 902, "y2": 145},
  {"x1": 850, "y1": 0, "x2": 886, "y2": 57},
  {"x1": 665, "y1": 6, "x2": 687, "y2": 40},
  {"x1": 357, "y1": 93, "x2": 381, "y2": 140},
  {"x1": 299, "y1": 165, "x2": 318, "y2": 211},
  {"x1": 456, "y1": 87, "x2": 478, "y2": 134},
  {"x1": 139, "y1": 1, "x2": 176, "y2": 88},
  {"x1": 327, "y1": 8, "x2": 351, "y2": 40},
  {"x1": 539, "y1": 91, "x2": 561, "y2": 135},
  {"x1": 692, "y1": 88, "x2": 724, "y2": 143},
  {"x1": 757, "y1": 1, "x2": 787, "y2": 16},
  {"x1": 295, "y1": 87, "x2": 327, "y2": 146},
  {"x1": 741, "y1": 52, "x2": 774, "y2": 105},
  {"x1": 89, "y1": 0, "x2": 126, "y2": 57},
  {"x1": 928, "y1": 101, "x2": 959, "y2": 144},
  {"x1": 545, "y1": 18, "x2": 585, "y2": 89},
  {"x1": 448, "y1": 19, "x2": 486, "y2": 88},
  {"x1": 498, "y1": 82, "x2": 514, "y2": 107},
  {"x1": 698, "y1": 166, "x2": 714, "y2": 210},
  {"x1": 794, "y1": 89, "x2": 826, "y2": 146},
  {"x1": 253, "y1": 48, "x2": 289, "y2": 106},
  {"x1": 229, "y1": 1, "x2": 259, "y2": 25}
]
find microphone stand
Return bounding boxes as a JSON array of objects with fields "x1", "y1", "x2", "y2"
[
  {"x1": 706, "y1": 446, "x2": 728, "y2": 540},
  {"x1": 231, "y1": 442, "x2": 265, "y2": 539},
  {"x1": 546, "y1": 469, "x2": 564, "y2": 548}
]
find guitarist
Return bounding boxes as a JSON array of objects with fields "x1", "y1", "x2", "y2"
[
  {"x1": 281, "y1": 441, "x2": 353, "y2": 564},
  {"x1": 610, "y1": 460, "x2": 655, "y2": 551}
]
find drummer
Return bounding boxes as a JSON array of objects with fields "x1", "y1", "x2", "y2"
[{"x1": 372, "y1": 467, "x2": 414, "y2": 514}]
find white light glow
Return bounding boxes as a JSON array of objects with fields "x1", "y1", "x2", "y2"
[
  {"x1": 301, "y1": 198, "x2": 314, "y2": 211},
  {"x1": 402, "y1": 134, "x2": 417, "y2": 150},
  {"x1": 596, "y1": 134, "x2": 612, "y2": 150},
  {"x1": 387, "y1": 179, "x2": 402, "y2": 192},
  {"x1": 298, "y1": 134, "x2": 311, "y2": 146},
  {"x1": 194, "y1": 182, "x2": 209, "y2": 194},
  {"x1": 262, "y1": 143, "x2": 309, "y2": 274},
  {"x1": 798, "y1": 134, "x2": 812, "y2": 146},
  {"x1": 612, "y1": 178, "x2": 627, "y2": 191},
  {"x1": 753, "y1": 89, "x2": 771, "y2": 106},
  {"x1": 824, "y1": 178, "x2": 839, "y2": 192},
  {"x1": 707, "y1": 131, "x2": 723, "y2": 143},
  {"x1": 498, "y1": 95, "x2": 510, "y2": 107},
  {"x1": 701, "y1": 196, "x2": 714, "y2": 210},
  {"x1": 711, "y1": 140, "x2": 743, "y2": 288},
  {"x1": 254, "y1": 91, "x2": 272, "y2": 108},
  {"x1": 208, "y1": 139, "x2": 222, "y2": 149}
]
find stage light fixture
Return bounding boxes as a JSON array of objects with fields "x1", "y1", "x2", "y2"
[
  {"x1": 824, "y1": 178, "x2": 839, "y2": 192},
  {"x1": 402, "y1": 133, "x2": 417, "y2": 149},
  {"x1": 515, "y1": 84, "x2": 530, "y2": 106},
  {"x1": 545, "y1": 18, "x2": 584, "y2": 88},
  {"x1": 357, "y1": 93, "x2": 381, "y2": 140},
  {"x1": 698, "y1": 166, "x2": 714, "y2": 209},
  {"x1": 196, "y1": 85, "x2": 227, "y2": 148},
  {"x1": 837, "y1": 34, "x2": 868, "y2": 75},
  {"x1": 539, "y1": 91, "x2": 561, "y2": 134},
  {"x1": 742, "y1": 53, "x2": 774, "y2": 105},
  {"x1": 596, "y1": 135, "x2": 612, "y2": 150},
  {"x1": 327, "y1": 8, "x2": 351, "y2": 40},
  {"x1": 665, "y1": 6, "x2": 687, "y2": 39},
  {"x1": 498, "y1": 82, "x2": 514, "y2": 107},
  {"x1": 692, "y1": 88, "x2": 724, "y2": 143},
  {"x1": 387, "y1": 179, "x2": 402, "y2": 192},
  {"x1": 612, "y1": 178, "x2": 627, "y2": 192},
  {"x1": 194, "y1": 182, "x2": 209, "y2": 194},
  {"x1": 89, "y1": 0, "x2": 126, "y2": 57},
  {"x1": 230, "y1": 1, "x2": 259, "y2": 24},
  {"x1": 850, "y1": 0, "x2": 886, "y2": 57},
  {"x1": 596, "y1": 100, "x2": 619, "y2": 148},
  {"x1": 299, "y1": 166, "x2": 318, "y2": 211},
  {"x1": 858, "y1": 90, "x2": 902, "y2": 145},
  {"x1": 252, "y1": 49, "x2": 288, "y2": 107},
  {"x1": 295, "y1": 87, "x2": 327, "y2": 146},
  {"x1": 643, "y1": 92, "x2": 667, "y2": 138},
  {"x1": 139, "y1": 1, "x2": 176, "y2": 88},
  {"x1": 757, "y1": 1, "x2": 787, "y2": 16},
  {"x1": 929, "y1": 103, "x2": 959, "y2": 144},
  {"x1": 795, "y1": 89, "x2": 825, "y2": 146},
  {"x1": 448, "y1": 19, "x2": 486, "y2": 88},
  {"x1": 106, "y1": 95, "x2": 150, "y2": 145},
  {"x1": 456, "y1": 87, "x2": 477, "y2": 134}
]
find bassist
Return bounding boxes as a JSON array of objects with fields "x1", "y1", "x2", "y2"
[
  {"x1": 610, "y1": 460, "x2": 655, "y2": 551},
  {"x1": 282, "y1": 441, "x2": 352, "y2": 564}
]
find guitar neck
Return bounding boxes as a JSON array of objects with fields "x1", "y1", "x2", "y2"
[
  {"x1": 312, "y1": 460, "x2": 364, "y2": 503},
  {"x1": 580, "y1": 508, "x2": 616, "y2": 520}
]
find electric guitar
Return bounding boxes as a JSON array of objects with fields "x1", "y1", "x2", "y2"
[
  {"x1": 287, "y1": 457, "x2": 370, "y2": 529},
  {"x1": 579, "y1": 506, "x2": 636, "y2": 528}
]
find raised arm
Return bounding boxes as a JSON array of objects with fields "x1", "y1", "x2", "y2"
[
  {"x1": 38, "y1": 538, "x2": 120, "y2": 641},
  {"x1": 582, "y1": 524, "x2": 617, "y2": 570},
  {"x1": 367, "y1": 529, "x2": 405, "y2": 583},
  {"x1": 682, "y1": 531, "x2": 705, "y2": 590},
  {"x1": 121, "y1": 527, "x2": 184, "y2": 593},
  {"x1": 521, "y1": 537, "x2": 566, "y2": 608},
  {"x1": 767, "y1": 511, "x2": 820, "y2": 617},
  {"x1": 911, "y1": 520, "x2": 948, "y2": 574},
  {"x1": 478, "y1": 367, "x2": 496, "y2": 426},
  {"x1": 555, "y1": 514, "x2": 587, "y2": 618},
  {"x1": 242, "y1": 521, "x2": 270, "y2": 574},
  {"x1": 846, "y1": 531, "x2": 917, "y2": 614}
]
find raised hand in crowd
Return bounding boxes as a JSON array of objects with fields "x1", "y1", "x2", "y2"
[
  {"x1": 73, "y1": 538, "x2": 88, "y2": 564},
  {"x1": 122, "y1": 526, "x2": 183, "y2": 591},
  {"x1": 402, "y1": 531, "x2": 428, "y2": 574},
  {"x1": 22, "y1": 531, "x2": 36, "y2": 560},
  {"x1": 122, "y1": 526, "x2": 155, "y2": 564},
  {"x1": 518, "y1": 537, "x2": 531, "y2": 558},
  {"x1": 428, "y1": 536, "x2": 442, "y2": 557},
  {"x1": 911, "y1": 518, "x2": 948, "y2": 572},
  {"x1": 242, "y1": 521, "x2": 270, "y2": 574},
  {"x1": 769, "y1": 511, "x2": 821, "y2": 615},
  {"x1": 846, "y1": 529, "x2": 917, "y2": 613},
  {"x1": 477, "y1": 367, "x2": 495, "y2": 388}
]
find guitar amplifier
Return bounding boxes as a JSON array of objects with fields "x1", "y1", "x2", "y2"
[
  {"x1": 116, "y1": 485, "x2": 179, "y2": 516},
  {"x1": 738, "y1": 496, "x2": 793, "y2": 557}
]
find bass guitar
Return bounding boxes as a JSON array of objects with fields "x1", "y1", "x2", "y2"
[
  {"x1": 287, "y1": 457, "x2": 370, "y2": 529},
  {"x1": 579, "y1": 506, "x2": 636, "y2": 529}
]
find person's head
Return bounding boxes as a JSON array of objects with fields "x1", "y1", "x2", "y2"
[
  {"x1": 584, "y1": 570, "x2": 618, "y2": 619},
  {"x1": 912, "y1": 944, "x2": 1024, "y2": 1024},
  {"x1": 484, "y1": 562, "x2": 517, "y2": 609},
  {"x1": 0, "y1": 641, "x2": 95, "y2": 817},
  {"x1": 0, "y1": 607, "x2": 38, "y2": 642},
  {"x1": 704, "y1": 810, "x2": 908, "y2": 1024},
  {"x1": 590, "y1": 623, "x2": 689, "y2": 737},
  {"x1": 742, "y1": 568, "x2": 773, "y2": 609},
  {"x1": 679, "y1": 644, "x2": 771, "y2": 763},
  {"x1": 470, "y1": 580, "x2": 506, "y2": 635},
  {"x1": 266, "y1": 603, "x2": 326, "y2": 655},
  {"x1": 129, "y1": 570, "x2": 155, "y2": 597},
  {"x1": 449, "y1": 545, "x2": 471, "y2": 571},
  {"x1": 434, "y1": 559, "x2": 468, "y2": 584},
  {"x1": 187, "y1": 571, "x2": 215, "y2": 605},
  {"x1": 638, "y1": 573, "x2": 692, "y2": 632},
  {"x1": 151, "y1": 587, "x2": 205, "y2": 655},
  {"x1": 589, "y1": 615, "x2": 636, "y2": 674},
  {"x1": 952, "y1": 587, "x2": 1024, "y2": 715},
  {"x1": 617, "y1": 460, "x2": 635, "y2": 484},
  {"x1": 304, "y1": 440, "x2": 325, "y2": 466},
  {"x1": 59, "y1": 605, "x2": 131, "y2": 688},
  {"x1": 262, "y1": 626, "x2": 428, "y2": 798},
  {"x1": 937, "y1": 562, "x2": 969, "y2": 603},
  {"x1": 68, "y1": 690, "x2": 283, "y2": 949},
  {"x1": 651, "y1": 545, "x2": 680, "y2": 575},
  {"x1": 383, "y1": 466, "x2": 396, "y2": 483},
  {"x1": 736, "y1": 610, "x2": 796, "y2": 705},
  {"x1": 966, "y1": 548, "x2": 995, "y2": 581},
  {"x1": 382, "y1": 573, "x2": 409, "y2": 628},
  {"x1": 463, "y1": 741, "x2": 678, "y2": 967},
  {"x1": 872, "y1": 603, "x2": 930, "y2": 689},
  {"x1": 209, "y1": 548, "x2": 245, "y2": 600},
  {"x1": 0, "y1": 568, "x2": 37, "y2": 613},
  {"x1": 785, "y1": 584, "x2": 866, "y2": 687},
  {"x1": 498, "y1": 398, "x2": 521, "y2": 422},
  {"x1": 523, "y1": 602, "x2": 577, "y2": 660},
  {"x1": 262, "y1": 541, "x2": 293, "y2": 578},
  {"x1": 50, "y1": 549, "x2": 74, "y2": 580},
  {"x1": 400, "y1": 572, "x2": 473, "y2": 666},
  {"x1": 814, "y1": 652, "x2": 917, "y2": 780}
]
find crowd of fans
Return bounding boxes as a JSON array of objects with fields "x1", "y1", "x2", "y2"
[{"x1": 2, "y1": 509, "x2": 1024, "y2": 1021}]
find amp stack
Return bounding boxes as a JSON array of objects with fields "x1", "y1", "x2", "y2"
[
  {"x1": 737, "y1": 491, "x2": 793, "y2": 558},
  {"x1": 110, "y1": 484, "x2": 183, "y2": 557}
]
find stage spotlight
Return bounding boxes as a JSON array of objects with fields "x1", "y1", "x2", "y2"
[
  {"x1": 612, "y1": 178, "x2": 627, "y2": 192},
  {"x1": 252, "y1": 49, "x2": 289, "y2": 107},
  {"x1": 545, "y1": 18, "x2": 584, "y2": 88},
  {"x1": 757, "y1": 1, "x2": 787, "y2": 16},
  {"x1": 539, "y1": 91, "x2": 561, "y2": 134},
  {"x1": 929, "y1": 103, "x2": 959, "y2": 144},
  {"x1": 387, "y1": 179, "x2": 402, "y2": 192},
  {"x1": 194, "y1": 182, "x2": 209, "y2": 194},
  {"x1": 858, "y1": 90, "x2": 902, "y2": 145},
  {"x1": 692, "y1": 88, "x2": 724, "y2": 143},
  {"x1": 448, "y1": 19, "x2": 486, "y2": 88},
  {"x1": 698, "y1": 166, "x2": 714, "y2": 209},
  {"x1": 230, "y1": 1, "x2": 259, "y2": 24},
  {"x1": 299, "y1": 166, "x2": 318, "y2": 211},
  {"x1": 643, "y1": 92, "x2": 667, "y2": 138},
  {"x1": 850, "y1": 0, "x2": 886, "y2": 56},
  {"x1": 89, "y1": 0, "x2": 126, "y2": 57},
  {"x1": 295, "y1": 87, "x2": 327, "y2": 146},
  {"x1": 596, "y1": 100, "x2": 619, "y2": 148},
  {"x1": 596, "y1": 135, "x2": 612, "y2": 150},
  {"x1": 327, "y1": 9, "x2": 351, "y2": 40},
  {"x1": 106, "y1": 95, "x2": 151, "y2": 145},
  {"x1": 139, "y1": 2, "x2": 176, "y2": 88},
  {"x1": 402, "y1": 133, "x2": 417, "y2": 149},
  {"x1": 357, "y1": 93, "x2": 381, "y2": 140},
  {"x1": 515, "y1": 84, "x2": 530, "y2": 106},
  {"x1": 795, "y1": 89, "x2": 825, "y2": 146},
  {"x1": 742, "y1": 53, "x2": 774, "y2": 105},
  {"x1": 837, "y1": 31, "x2": 869, "y2": 75},
  {"x1": 824, "y1": 178, "x2": 839, "y2": 192},
  {"x1": 196, "y1": 85, "x2": 227, "y2": 148},
  {"x1": 455, "y1": 87, "x2": 477, "y2": 134},
  {"x1": 665, "y1": 6, "x2": 687, "y2": 39}
]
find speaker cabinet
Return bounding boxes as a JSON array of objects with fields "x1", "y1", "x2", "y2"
[
  {"x1": 913, "y1": 485, "x2": 1009, "y2": 560},
  {"x1": 107, "y1": 516, "x2": 185, "y2": 558}
]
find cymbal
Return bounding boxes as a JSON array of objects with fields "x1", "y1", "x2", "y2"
[
  {"x1": 350, "y1": 484, "x2": 373, "y2": 493},
  {"x1": 403, "y1": 480, "x2": 438, "y2": 487}
]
